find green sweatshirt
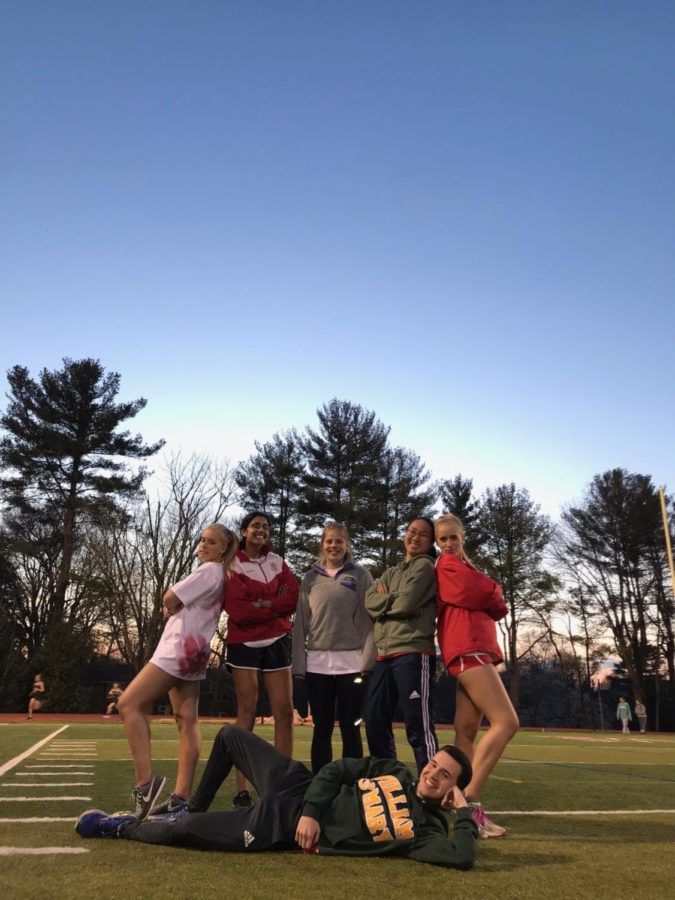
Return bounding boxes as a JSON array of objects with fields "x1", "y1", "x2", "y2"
[
  {"x1": 365, "y1": 555, "x2": 437, "y2": 657},
  {"x1": 300, "y1": 756, "x2": 477, "y2": 869}
]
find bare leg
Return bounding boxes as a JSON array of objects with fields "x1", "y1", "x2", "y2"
[
  {"x1": 168, "y1": 680, "x2": 201, "y2": 798},
  {"x1": 456, "y1": 665, "x2": 519, "y2": 803},
  {"x1": 264, "y1": 668, "x2": 293, "y2": 759},
  {"x1": 230, "y1": 668, "x2": 259, "y2": 793},
  {"x1": 117, "y1": 663, "x2": 177, "y2": 785},
  {"x1": 453, "y1": 681, "x2": 482, "y2": 761}
]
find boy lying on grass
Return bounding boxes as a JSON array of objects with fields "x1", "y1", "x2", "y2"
[{"x1": 77, "y1": 724, "x2": 478, "y2": 869}]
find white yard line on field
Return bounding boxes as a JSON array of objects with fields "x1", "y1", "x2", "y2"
[
  {"x1": 0, "y1": 817, "x2": 76, "y2": 823},
  {"x1": 0, "y1": 726, "x2": 69, "y2": 777},
  {"x1": 0, "y1": 847, "x2": 89, "y2": 856},
  {"x1": 492, "y1": 808, "x2": 675, "y2": 815},
  {"x1": 14, "y1": 772, "x2": 92, "y2": 776},
  {"x1": 501, "y1": 760, "x2": 675, "y2": 766},
  {"x1": 8, "y1": 782, "x2": 94, "y2": 787},
  {"x1": 0, "y1": 796, "x2": 91, "y2": 802},
  {"x1": 0, "y1": 729, "x2": 96, "y2": 860}
]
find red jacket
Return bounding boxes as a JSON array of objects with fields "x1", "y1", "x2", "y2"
[
  {"x1": 224, "y1": 548, "x2": 299, "y2": 644},
  {"x1": 435, "y1": 553, "x2": 507, "y2": 669}
]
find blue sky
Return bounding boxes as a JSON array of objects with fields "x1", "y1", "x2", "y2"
[{"x1": 2, "y1": 1, "x2": 674, "y2": 518}]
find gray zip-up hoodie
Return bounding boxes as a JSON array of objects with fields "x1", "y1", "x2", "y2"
[{"x1": 292, "y1": 561, "x2": 375, "y2": 676}]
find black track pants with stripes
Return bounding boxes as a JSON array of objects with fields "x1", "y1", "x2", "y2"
[{"x1": 364, "y1": 652, "x2": 438, "y2": 774}]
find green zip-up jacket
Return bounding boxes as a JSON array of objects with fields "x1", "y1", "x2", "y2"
[
  {"x1": 364, "y1": 555, "x2": 437, "y2": 657},
  {"x1": 300, "y1": 756, "x2": 477, "y2": 869}
]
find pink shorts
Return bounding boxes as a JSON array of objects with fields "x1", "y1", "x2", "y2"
[{"x1": 447, "y1": 652, "x2": 494, "y2": 678}]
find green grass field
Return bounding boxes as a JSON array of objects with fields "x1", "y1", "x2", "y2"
[{"x1": 1, "y1": 721, "x2": 674, "y2": 900}]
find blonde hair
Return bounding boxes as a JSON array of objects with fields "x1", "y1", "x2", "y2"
[
  {"x1": 434, "y1": 514, "x2": 472, "y2": 564},
  {"x1": 204, "y1": 523, "x2": 239, "y2": 573},
  {"x1": 318, "y1": 522, "x2": 352, "y2": 567}
]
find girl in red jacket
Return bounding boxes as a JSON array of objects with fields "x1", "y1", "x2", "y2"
[
  {"x1": 225, "y1": 511, "x2": 299, "y2": 808},
  {"x1": 434, "y1": 514, "x2": 518, "y2": 839}
]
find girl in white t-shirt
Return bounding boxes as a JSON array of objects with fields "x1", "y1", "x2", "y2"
[{"x1": 118, "y1": 523, "x2": 237, "y2": 819}]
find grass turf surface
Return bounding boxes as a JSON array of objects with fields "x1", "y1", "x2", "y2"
[{"x1": 0, "y1": 722, "x2": 674, "y2": 899}]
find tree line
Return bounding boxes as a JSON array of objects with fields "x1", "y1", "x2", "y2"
[{"x1": 0, "y1": 358, "x2": 673, "y2": 729}]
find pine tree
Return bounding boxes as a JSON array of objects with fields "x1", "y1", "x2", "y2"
[
  {"x1": 439, "y1": 474, "x2": 483, "y2": 555},
  {"x1": 369, "y1": 447, "x2": 437, "y2": 573},
  {"x1": 0, "y1": 358, "x2": 164, "y2": 622},
  {"x1": 298, "y1": 399, "x2": 389, "y2": 557},
  {"x1": 0, "y1": 506, "x2": 63, "y2": 654},
  {"x1": 234, "y1": 430, "x2": 305, "y2": 558},
  {"x1": 559, "y1": 469, "x2": 675, "y2": 704},
  {"x1": 478, "y1": 483, "x2": 553, "y2": 706},
  {"x1": 0, "y1": 529, "x2": 27, "y2": 710}
]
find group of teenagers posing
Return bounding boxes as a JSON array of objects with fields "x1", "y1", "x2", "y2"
[{"x1": 78, "y1": 511, "x2": 519, "y2": 870}]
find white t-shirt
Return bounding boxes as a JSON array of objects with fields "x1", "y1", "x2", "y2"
[
  {"x1": 306, "y1": 649, "x2": 363, "y2": 675},
  {"x1": 302, "y1": 564, "x2": 366, "y2": 675},
  {"x1": 150, "y1": 561, "x2": 225, "y2": 681}
]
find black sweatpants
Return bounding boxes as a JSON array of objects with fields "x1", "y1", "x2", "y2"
[
  {"x1": 121, "y1": 725, "x2": 313, "y2": 852},
  {"x1": 305, "y1": 672, "x2": 365, "y2": 774}
]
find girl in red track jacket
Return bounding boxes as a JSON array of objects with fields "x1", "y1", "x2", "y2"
[
  {"x1": 435, "y1": 514, "x2": 518, "y2": 839},
  {"x1": 226, "y1": 549, "x2": 299, "y2": 644},
  {"x1": 224, "y1": 511, "x2": 299, "y2": 807}
]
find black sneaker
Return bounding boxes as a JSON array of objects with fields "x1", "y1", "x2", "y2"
[
  {"x1": 232, "y1": 789, "x2": 253, "y2": 809},
  {"x1": 149, "y1": 792, "x2": 189, "y2": 817},
  {"x1": 131, "y1": 773, "x2": 166, "y2": 820}
]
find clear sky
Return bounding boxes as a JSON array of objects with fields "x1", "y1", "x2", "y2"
[{"x1": 2, "y1": 1, "x2": 674, "y2": 519}]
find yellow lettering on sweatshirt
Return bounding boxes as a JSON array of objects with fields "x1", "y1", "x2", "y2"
[
  {"x1": 357, "y1": 775, "x2": 414, "y2": 843},
  {"x1": 360, "y1": 785, "x2": 393, "y2": 841},
  {"x1": 379, "y1": 776, "x2": 415, "y2": 840}
]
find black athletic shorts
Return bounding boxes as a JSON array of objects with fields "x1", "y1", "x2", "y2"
[{"x1": 226, "y1": 634, "x2": 291, "y2": 672}]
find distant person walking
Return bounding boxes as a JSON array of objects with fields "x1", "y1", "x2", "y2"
[
  {"x1": 117, "y1": 524, "x2": 238, "y2": 820},
  {"x1": 616, "y1": 697, "x2": 632, "y2": 734},
  {"x1": 26, "y1": 673, "x2": 46, "y2": 719},
  {"x1": 292, "y1": 522, "x2": 375, "y2": 773},
  {"x1": 634, "y1": 699, "x2": 647, "y2": 733}
]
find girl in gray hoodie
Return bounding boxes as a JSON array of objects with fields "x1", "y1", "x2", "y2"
[{"x1": 292, "y1": 523, "x2": 375, "y2": 773}]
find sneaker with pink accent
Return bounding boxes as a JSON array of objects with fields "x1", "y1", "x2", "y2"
[{"x1": 470, "y1": 803, "x2": 506, "y2": 839}]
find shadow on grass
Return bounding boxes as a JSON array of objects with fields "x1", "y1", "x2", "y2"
[
  {"x1": 505, "y1": 816, "x2": 675, "y2": 844},
  {"x1": 475, "y1": 847, "x2": 571, "y2": 872}
]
